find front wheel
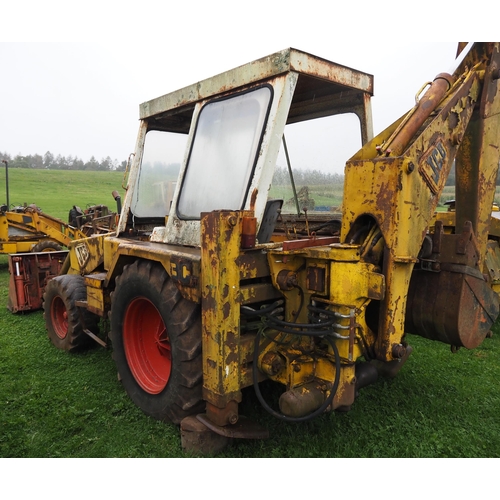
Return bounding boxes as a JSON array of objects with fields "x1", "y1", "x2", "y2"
[
  {"x1": 43, "y1": 274, "x2": 99, "y2": 351},
  {"x1": 110, "y1": 260, "x2": 204, "y2": 424}
]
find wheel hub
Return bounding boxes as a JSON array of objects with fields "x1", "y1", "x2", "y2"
[
  {"x1": 51, "y1": 296, "x2": 69, "y2": 339},
  {"x1": 123, "y1": 297, "x2": 172, "y2": 394}
]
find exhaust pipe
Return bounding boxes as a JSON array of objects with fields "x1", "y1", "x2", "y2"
[{"x1": 112, "y1": 190, "x2": 122, "y2": 215}]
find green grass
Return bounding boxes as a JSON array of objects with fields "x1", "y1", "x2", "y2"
[
  {"x1": 1, "y1": 168, "x2": 500, "y2": 458},
  {"x1": 270, "y1": 184, "x2": 344, "y2": 211},
  {"x1": 0, "y1": 168, "x2": 126, "y2": 220}
]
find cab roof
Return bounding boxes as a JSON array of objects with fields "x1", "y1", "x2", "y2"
[{"x1": 139, "y1": 47, "x2": 374, "y2": 134}]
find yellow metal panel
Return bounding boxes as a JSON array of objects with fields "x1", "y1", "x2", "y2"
[
  {"x1": 102, "y1": 236, "x2": 201, "y2": 303},
  {"x1": 238, "y1": 283, "x2": 283, "y2": 305},
  {"x1": 375, "y1": 261, "x2": 414, "y2": 360},
  {"x1": 86, "y1": 287, "x2": 105, "y2": 316},
  {"x1": 1, "y1": 243, "x2": 21, "y2": 253},
  {"x1": 104, "y1": 238, "x2": 120, "y2": 271},
  {"x1": 201, "y1": 210, "x2": 254, "y2": 408},
  {"x1": 84, "y1": 273, "x2": 106, "y2": 289},
  {"x1": 0, "y1": 216, "x2": 8, "y2": 240},
  {"x1": 330, "y1": 261, "x2": 385, "y2": 307}
]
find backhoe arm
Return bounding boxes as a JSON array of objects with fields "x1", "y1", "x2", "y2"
[{"x1": 341, "y1": 42, "x2": 500, "y2": 360}]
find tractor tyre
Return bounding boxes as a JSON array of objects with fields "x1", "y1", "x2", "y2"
[
  {"x1": 110, "y1": 260, "x2": 204, "y2": 424},
  {"x1": 43, "y1": 274, "x2": 99, "y2": 351},
  {"x1": 32, "y1": 240, "x2": 63, "y2": 252}
]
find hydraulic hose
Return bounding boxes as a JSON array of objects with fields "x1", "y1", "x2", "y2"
[{"x1": 251, "y1": 317, "x2": 341, "y2": 423}]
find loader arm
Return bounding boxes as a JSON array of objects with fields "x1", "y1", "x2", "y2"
[{"x1": 0, "y1": 208, "x2": 88, "y2": 253}]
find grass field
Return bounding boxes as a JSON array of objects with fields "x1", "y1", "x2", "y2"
[
  {"x1": 1, "y1": 168, "x2": 500, "y2": 458},
  {"x1": 0, "y1": 168, "x2": 126, "y2": 220}
]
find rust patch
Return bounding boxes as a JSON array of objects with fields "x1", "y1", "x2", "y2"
[
  {"x1": 397, "y1": 170, "x2": 403, "y2": 191},
  {"x1": 222, "y1": 300, "x2": 231, "y2": 319},
  {"x1": 224, "y1": 330, "x2": 239, "y2": 365},
  {"x1": 250, "y1": 189, "x2": 258, "y2": 211},
  {"x1": 306, "y1": 266, "x2": 326, "y2": 292},
  {"x1": 202, "y1": 291, "x2": 217, "y2": 310},
  {"x1": 375, "y1": 179, "x2": 395, "y2": 233},
  {"x1": 282, "y1": 236, "x2": 338, "y2": 251},
  {"x1": 448, "y1": 110, "x2": 459, "y2": 130}
]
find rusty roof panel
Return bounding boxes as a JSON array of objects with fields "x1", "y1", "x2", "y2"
[
  {"x1": 140, "y1": 48, "x2": 374, "y2": 121},
  {"x1": 288, "y1": 49, "x2": 373, "y2": 94}
]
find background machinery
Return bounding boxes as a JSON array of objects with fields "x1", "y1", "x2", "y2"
[
  {"x1": 0, "y1": 160, "x2": 118, "y2": 255},
  {"x1": 43, "y1": 43, "x2": 500, "y2": 454},
  {"x1": 2, "y1": 190, "x2": 118, "y2": 313},
  {"x1": 1, "y1": 201, "x2": 89, "y2": 254}
]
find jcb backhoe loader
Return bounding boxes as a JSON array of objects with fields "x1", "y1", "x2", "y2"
[{"x1": 43, "y1": 43, "x2": 500, "y2": 454}]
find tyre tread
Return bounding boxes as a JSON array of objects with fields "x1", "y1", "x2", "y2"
[
  {"x1": 43, "y1": 274, "x2": 99, "y2": 352},
  {"x1": 110, "y1": 260, "x2": 204, "y2": 424}
]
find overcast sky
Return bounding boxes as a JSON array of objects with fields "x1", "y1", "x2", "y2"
[{"x1": 0, "y1": 3, "x2": 492, "y2": 173}]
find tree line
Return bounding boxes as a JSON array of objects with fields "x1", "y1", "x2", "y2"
[{"x1": 0, "y1": 151, "x2": 127, "y2": 171}]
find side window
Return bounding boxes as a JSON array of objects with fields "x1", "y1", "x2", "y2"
[
  {"x1": 271, "y1": 113, "x2": 362, "y2": 214},
  {"x1": 131, "y1": 130, "x2": 187, "y2": 218},
  {"x1": 177, "y1": 86, "x2": 272, "y2": 219}
]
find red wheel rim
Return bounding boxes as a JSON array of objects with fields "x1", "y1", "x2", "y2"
[
  {"x1": 51, "y1": 296, "x2": 68, "y2": 339},
  {"x1": 123, "y1": 297, "x2": 172, "y2": 394}
]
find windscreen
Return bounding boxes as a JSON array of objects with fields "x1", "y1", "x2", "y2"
[
  {"x1": 271, "y1": 113, "x2": 362, "y2": 214},
  {"x1": 131, "y1": 130, "x2": 187, "y2": 218},
  {"x1": 177, "y1": 86, "x2": 272, "y2": 219}
]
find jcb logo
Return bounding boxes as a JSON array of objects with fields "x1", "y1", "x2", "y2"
[
  {"x1": 170, "y1": 256, "x2": 198, "y2": 287},
  {"x1": 75, "y1": 242, "x2": 90, "y2": 268},
  {"x1": 419, "y1": 139, "x2": 447, "y2": 194}
]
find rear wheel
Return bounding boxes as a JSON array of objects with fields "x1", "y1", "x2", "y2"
[
  {"x1": 43, "y1": 274, "x2": 99, "y2": 351},
  {"x1": 110, "y1": 260, "x2": 204, "y2": 424}
]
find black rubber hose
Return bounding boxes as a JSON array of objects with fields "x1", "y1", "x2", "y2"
[
  {"x1": 241, "y1": 300, "x2": 284, "y2": 318},
  {"x1": 266, "y1": 315, "x2": 336, "y2": 330},
  {"x1": 252, "y1": 330, "x2": 341, "y2": 423}
]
